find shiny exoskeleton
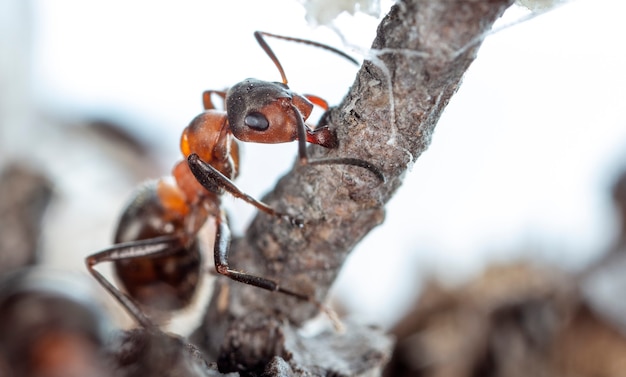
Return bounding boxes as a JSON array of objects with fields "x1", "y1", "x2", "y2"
[{"x1": 86, "y1": 31, "x2": 384, "y2": 327}]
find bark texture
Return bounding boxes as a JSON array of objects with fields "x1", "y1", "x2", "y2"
[{"x1": 192, "y1": 0, "x2": 516, "y2": 374}]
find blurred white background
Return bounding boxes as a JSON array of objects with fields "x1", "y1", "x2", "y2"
[{"x1": 1, "y1": 0, "x2": 626, "y2": 330}]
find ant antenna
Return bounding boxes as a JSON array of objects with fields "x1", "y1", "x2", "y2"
[{"x1": 254, "y1": 31, "x2": 359, "y2": 85}]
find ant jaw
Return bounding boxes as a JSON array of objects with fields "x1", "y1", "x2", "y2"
[{"x1": 306, "y1": 125, "x2": 338, "y2": 149}]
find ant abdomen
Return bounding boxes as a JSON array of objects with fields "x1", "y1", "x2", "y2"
[{"x1": 113, "y1": 182, "x2": 202, "y2": 312}]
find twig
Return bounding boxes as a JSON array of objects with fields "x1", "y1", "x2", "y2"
[{"x1": 192, "y1": 0, "x2": 516, "y2": 374}]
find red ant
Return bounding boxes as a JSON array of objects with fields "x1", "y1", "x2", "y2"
[{"x1": 86, "y1": 31, "x2": 384, "y2": 328}]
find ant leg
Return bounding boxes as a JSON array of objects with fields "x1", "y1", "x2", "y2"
[
  {"x1": 291, "y1": 105, "x2": 386, "y2": 183},
  {"x1": 304, "y1": 94, "x2": 328, "y2": 110},
  {"x1": 213, "y1": 211, "x2": 307, "y2": 301},
  {"x1": 307, "y1": 157, "x2": 386, "y2": 182},
  {"x1": 85, "y1": 236, "x2": 182, "y2": 328},
  {"x1": 202, "y1": 90, "x2": 227, "y2": 110},
  {"x1": 214, "y1": 211, "x2": 344, "y2": 329},
  {"x1": 187, "y1": 153, "x2": 304, "y2": 227}
]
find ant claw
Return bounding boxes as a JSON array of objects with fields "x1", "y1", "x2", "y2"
[{"x1": 280, "y1": 214, "x2": 304, "y2": 227}]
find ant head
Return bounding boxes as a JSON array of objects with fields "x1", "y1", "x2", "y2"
[{"x1": 225, "y1": 78, "x2": 313, "y2": 144}]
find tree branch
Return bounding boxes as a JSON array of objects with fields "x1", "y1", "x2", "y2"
[{"x1": 192, "y1": 0, "x2": 515, "y2": 374}]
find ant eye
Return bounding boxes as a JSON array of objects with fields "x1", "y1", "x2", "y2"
[{"x1": 244, "y1": 112, "x2": 269, "y2": 131}]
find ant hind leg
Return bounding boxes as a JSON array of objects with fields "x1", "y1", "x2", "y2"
[{"x1": 85, "y1": 236, "x2": 182, "y2": 329}]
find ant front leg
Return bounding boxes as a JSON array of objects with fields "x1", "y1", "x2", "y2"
[
  {"x1": 291, "y1": 105, "x2": 386, "y2": 183},
  {"x1": 187, "y1": 153, "x2": 304, "y2": 227},
  {"x1": 85, "y1": 236, "x2": 182, "y2": 328},
  {"x1": 304, "y1": 94, "x2": 329, "y2": 111},
  {"x1": 202, "y1": 90, "x2": 227, "y2": 110}
]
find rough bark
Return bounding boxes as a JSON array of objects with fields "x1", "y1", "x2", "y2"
[{"x1": 192, "y1": 0, "x2": 516, "y2": 374}]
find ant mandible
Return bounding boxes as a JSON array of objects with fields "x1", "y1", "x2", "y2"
[{"x1": 86, "y1": 31, "x2": 384, "y2": 328}]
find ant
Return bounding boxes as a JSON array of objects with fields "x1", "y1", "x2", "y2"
[{"x1": 86, "y1": 31, "x2": 384, "y2": 328}]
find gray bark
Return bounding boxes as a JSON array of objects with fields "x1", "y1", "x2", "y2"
[{"x1": 192, "y1": 0, "x2": 516, "y2": 374}]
